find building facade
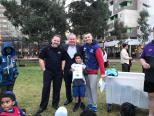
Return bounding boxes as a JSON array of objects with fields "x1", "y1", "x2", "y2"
[
  {"x1": 0, "y1": 0, "x2": 21, "y2": 40},
  {"x1": 108, "y1": 0, "x2": 149, "y2": 39}
]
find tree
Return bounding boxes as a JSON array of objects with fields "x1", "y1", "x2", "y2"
[
  {"x1": 138, "y1": 10, "x2": 150, "y2": 43},
  {"x1": 0, "y1": 0, "x2": 68, "y2": 43},
  {"x1": 111, "y1": 20, "x2": 127, "y2": 40},
  {"x1": 68, "y1": 0, "x2": 110, "y2": 39}
]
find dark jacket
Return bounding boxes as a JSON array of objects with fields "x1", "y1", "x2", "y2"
[
  {"x1": 62, "y1": 44, "x2": 82, "y2": 70},
  {"x1": 0, "y1": 42, "x2": 18, "y2": 86},
  {"x1": 39, "y1": 44, "x2": 70, "y2": 74}
]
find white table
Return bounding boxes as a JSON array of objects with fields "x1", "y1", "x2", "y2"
[{"x1": 105, "y1": 72, "x2": 149, "y2": 111}]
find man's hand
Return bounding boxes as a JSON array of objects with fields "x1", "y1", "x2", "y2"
[
  {"x1": 142, "y1": 62, "x2": 150, "y2": 69},
  {"x1": 42, "y1": 68, "x2": 46, "y2": 71},
  {"x1": 101, "y1": 74, "x2": 106, "y2": 79}
]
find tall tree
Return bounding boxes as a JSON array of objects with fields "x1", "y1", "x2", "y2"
[
  {"x1": 138, "y1": 10, "x2": 150, "y2": 43},
  {"x1": 1, "y1": 0, "x2": 68, "y2": 42},
  {"x1": 68, "y1": 0, "x2": 110, "y2": 39},
  {"x1": 111, "y1": 20, "x2": 127, "y2": 40}
]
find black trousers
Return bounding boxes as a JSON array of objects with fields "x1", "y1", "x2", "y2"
[
  {"x1": 122, "y1": 63, "x2": 130, "y2": 72},
  {"x1": 40, "y1": 70, "x2": 62, "y2": 109},
  {"x1": 63, "y1": 69, "x2": 73, "y2": 101}
]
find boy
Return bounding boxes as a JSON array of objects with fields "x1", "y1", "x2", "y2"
[
  {"x1": 0, "y1": 42, "x2": 18, "y2": 94},
  {"x1": 0, "y1": 91, "x2": 26, "y2": 116},
  {"x1": 71, "y1": 53, "x2": 86, "y2": 112},
  {"x1": 120, "y1": 102, "x2": 136, "y2": 116}
]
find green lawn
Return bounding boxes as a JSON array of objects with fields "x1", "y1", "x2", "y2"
[{"x1": 13, "y1": 60, "x2": 148, "y2": 116}]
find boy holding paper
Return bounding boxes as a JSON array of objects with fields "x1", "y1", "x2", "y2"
[{"x1": 71, "y1": 53, "x2": 86, "y2": 112}]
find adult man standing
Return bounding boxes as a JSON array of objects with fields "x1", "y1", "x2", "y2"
[
  {"x1": 63, "y1": 33, "x2": 82, "y2": 105},
  {"x1": 140, "y1": 28, "x2": 154, "y2": 116},
  {"x1": 36, "y1": 35, "x2": 69, "y2": 114},
  {"x1": 120, "y1": 43, "x2": 132, "y2": 72}
]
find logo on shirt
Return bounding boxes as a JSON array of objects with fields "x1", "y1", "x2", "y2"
[
  {"x1": 58, "y1": 51, "x2": 61, "y2": 54},
  {"x1": 83, "y1": 47, "x2": 86, "y2": 51},
  {"x1": 148, "y1": 49, "x2": 153, "y2": 52},
  {"x1": 90, "y1": 49, "x2": 94, "y2": 53}
]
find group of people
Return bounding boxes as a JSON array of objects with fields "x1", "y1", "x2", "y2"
[
  {"x1": 36, "y1": 31, "x2": 154, "y2": 116},
  {"x1": 0, "y1": 29, "x2": 153, "y2": 116},
  {"x1": 36, "y1": 33, "x2": 106, "y2": 115}
]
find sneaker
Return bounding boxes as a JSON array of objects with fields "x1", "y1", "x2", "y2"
[
  {"x1": 91, "y1": 105, "x2": 97, "y2": 112},
  {"x1": 86, "y1": 104, "x2": 93, "y2": 109},
  {"x1": 35, "y1": 107, "x2": 46, "y2": 114},
  {"x1": 80, "y1": 102, "x2": 85, "y2": 110},
  {"x1": 73, "y1": 103, "x2": 80, "y2": 112}
]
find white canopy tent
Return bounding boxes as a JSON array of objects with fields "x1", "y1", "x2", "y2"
[
  {"x1": 124, "y1": 38, "x2": 142, "y2": 56},
  {"x1": 124, "y1": 38, "x2": 141, "y2": 45},
  {"x1": 104, "y1": 40, "x2": 120, "y2": 47}
]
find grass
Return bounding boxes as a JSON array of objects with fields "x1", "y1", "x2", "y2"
[{"x1": 13, "y1": 60, "x2": 148, "y2": 116}]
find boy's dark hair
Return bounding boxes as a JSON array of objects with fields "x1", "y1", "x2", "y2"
[
  {"x1": 80, "y1": 109, "x2": 97, "y2": 116},
  {"x1": 120, "y1": 102, "x2": 136, "y2": 116},
  {"x1": 0, "y1": 91, "x2": 16, "y2": 105},
  {"x1": 122, "y1": 43, "x2": 128, "y2": 48},
  {"x1": 73, "y1": 53, "x2": 83, "y2": 60}
]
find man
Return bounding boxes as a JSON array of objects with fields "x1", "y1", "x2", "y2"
[
  {"x1": 120, "y1": 43, "x2": 132, "y2": 72},
  {"x1": 62, "y1": 33, "x2": 82, "y2": 105},
  {"x1": 82, "y1": 33, "x2": 105, "y2": 112},
  {"x1": 140, "y1": 28, "x2": 154, "y2": 116},
  {"x1": 36, "y1": 35, "x2": 69, "y2": 114}
]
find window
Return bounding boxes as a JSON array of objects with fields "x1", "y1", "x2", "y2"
[
  {"x1": 127, "y1": 28, "x2": 132, "y2": 33},
  {"x1": 119, "y1": 1, "x2": 133, "y2": 8}
]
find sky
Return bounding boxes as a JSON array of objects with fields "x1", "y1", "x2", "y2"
[{"x1": 148, "y1": 0, "x2": 154, "y2": 27}]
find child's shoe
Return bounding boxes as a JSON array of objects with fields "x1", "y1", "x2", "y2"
[
  {"x1": 86, "y1": 104, "x2": 93, "y2": 109},
  {"x1": 73, "y1": 103, "x2": 80, "y2": 112},
  {"x1": 80, "y1": 102, "x2": 85, "y2": 110},
  {"x1": 91, "y1": 105, "x2": 97, "y2": 112}
]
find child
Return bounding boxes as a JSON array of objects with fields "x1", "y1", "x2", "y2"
[
  {"x1": 0, "y1": 42, "x2": 18, "y2": 94},
  {"x1": 120, "y1": 102, "x2": 136, "y2": 116},
  {"x1": 0, "y1": 91, "x2": 26, "y2": 116},
  {"x1": 71, "y1": 53, "x2": 86, "y2": 112}
]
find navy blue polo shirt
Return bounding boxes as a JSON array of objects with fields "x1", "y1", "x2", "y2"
[
  {"x1": 39, "y1": 45, "x2": 68, "y2": 73},
  {"x1": 140, "y1": 41, "x2": 154, "y2": 82}
]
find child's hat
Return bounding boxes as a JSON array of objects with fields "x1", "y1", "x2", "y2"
[
  {"x1": 0, "y1": 91, "x2": 16, "y2": 102},
  {"x1": 55, "y1": 106, "x2": 67, "y2": 116}
]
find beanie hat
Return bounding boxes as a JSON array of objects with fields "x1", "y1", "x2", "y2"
[{"x1": 55, "y1": 106, "x2": 67, "y2": 116}]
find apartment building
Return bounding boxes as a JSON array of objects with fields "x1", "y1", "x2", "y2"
[
  {"x1": 108, "y1": 0, "x2": 149, "y2": 39},
  {"x1": 0, "y1": 4, "x2": 16, "y2": 39},
  {"x1": 0, "y1": 1, "x2": 20, "y2": 40}
]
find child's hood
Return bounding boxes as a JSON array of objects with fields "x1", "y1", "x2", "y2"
[{"x1": 2, "y1": 42, "x2": 15, "y2": 56}]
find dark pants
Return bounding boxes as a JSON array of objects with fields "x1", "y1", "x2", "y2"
[
  {"x1": 40, "y1": 70, "x2": 62, "y2": 109},
  {"x1": 122, "y1": 63, "x2": 130, "y2": 72},
  {"x1": 63, "y1": 69, "x2": 73, "y2": 101}
]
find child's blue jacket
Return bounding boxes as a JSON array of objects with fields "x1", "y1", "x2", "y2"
[{"x1": 0, "y1": 42, "x2": 19, "y2": 86}]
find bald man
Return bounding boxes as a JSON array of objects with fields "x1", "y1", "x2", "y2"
[{"x1": 62, "y1": 33, "x2": 83, "y2": 105}]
